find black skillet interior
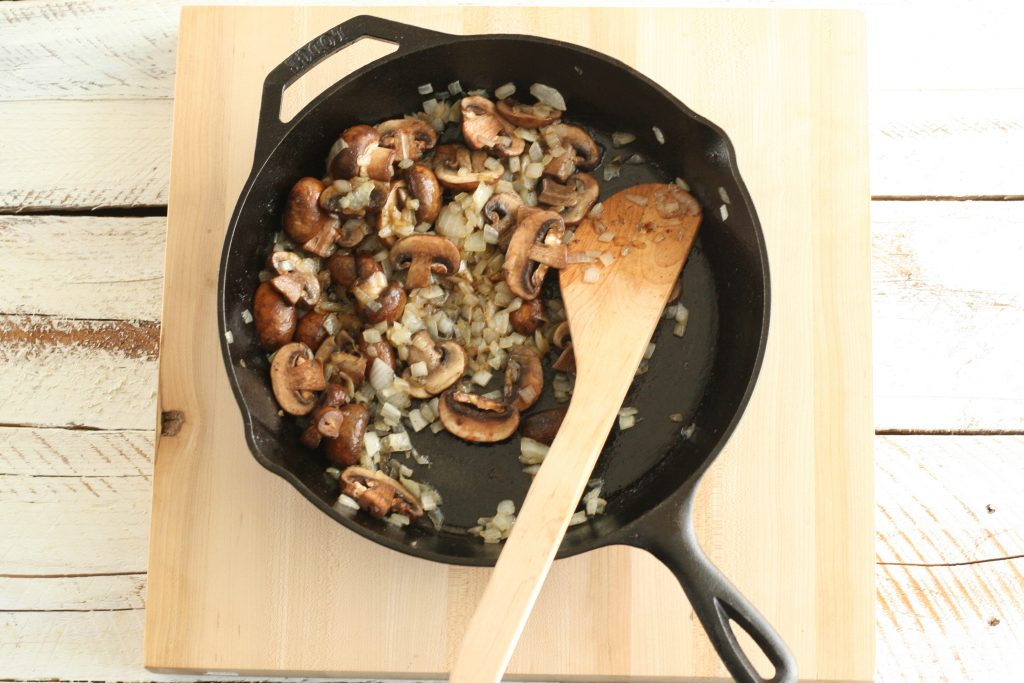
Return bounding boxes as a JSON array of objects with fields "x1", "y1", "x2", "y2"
[{"x1": 219, "y1": 21, "x2": 768, "y2": 567}]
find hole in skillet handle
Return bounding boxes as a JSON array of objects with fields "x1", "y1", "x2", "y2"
[{"x1": 253, "y1": 15, "x2": 452, "y2": 160}]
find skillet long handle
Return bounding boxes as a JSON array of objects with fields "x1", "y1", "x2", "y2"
[
  {"x1": 642, "y1": 494, "x2": 798, "y2": 683},
  {"x1": 450, "y1": 386, "x2": 622, "y2": 683}
]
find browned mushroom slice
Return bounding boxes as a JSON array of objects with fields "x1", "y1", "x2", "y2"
[
  {"x1": 390, "y1": 235, "x2": 461, "y2": 290},
  {"x1": 252, "y1": 281, "x2": 296, "y2": 351},
  {"x1": 551, "y1": 320, "x2": 571, "y2": 349},
  {"x1": 284, "y1": 177, "x2": 342, "y2": 249},
  {"x1": 552, "y1": 343, "x2": 576, "y2": 373},
  {"x1": 483, "y1": 192, "x2": 524, "y2": 251},
  {"x1": 295, "y1": 310, "x2": 330, "y2": 349},
  {"x1": 337, "y1": 218, "x2": 368, "y2": 248},
  {"x1": 329, "y1": 331, "x2": 368, "y2": 388},
  {"x1": 433, "y1": 144, "x2": 502, "y2": 191},
  {"x1": 378, "y1": 180, "x2": 418, "y2": 243},
  {"x1": 269, "y1": 251, "x2": 321, "y2": 306},
  {"x1": 270, "y1": 342, "x2": 326, "y2": 416},
  {"x1": 300, "y1": 404, "x2": 345, "y2": 449},
  {"x1": 349, "y1": 254, "x2": 407, "y2": 324},
  {"x1": 377, "y1": 118, "x2": 438, "y2": 162},
  {"x1": 537, "y1": 177, "x2": 577, "y2": 208},
  {"x1": 359, "y1": 281, "x2": 406, "y2": 324},
  {"x1": 546, "y1": 123, "x2": 601, "y2": 170},
  {"x1": 495, "y1": 99, "x2": 562, "y2": 128},
  {"x1": 502, "y1": 209, "x2": 567, "y2": 300},
  {"x1": 509, "y1": 298, "x2": 545, "y2": 335},
  {"x1": 329, "y1": 124, "x2": 395, "y2": 182},
  {"x1": 319, "y1": 382, "x2": 351, "y2": 408},
  {"x1": 403, "y1": 163, "x2": 443, "y2": 224},
  {"x1": 519, "y1": 407, "x2": 567, "y2": 446},
  {"x1": 403, "y1": 330, "x2": 466, "y2": 398},
  {"x1": 358, "y1": 335, "x2": 397, "y2": 378},
  {"x1": 460, "y1": 96, "x2": 525, "y2": 158},
  {"x1": 339, "y1": 465, "x2": 424, "y2": 520},
  {"x1": 504, "y1": 346, "x2": 543, "y2": 411},
  {"x1": 559, "y1": 173, "x2": 599, "y2": 226},
  {"x1": 439, "y1": 389, "x2": 520, "y2": 443},
  {"x1": 542, "y1": 153, "x2": 575, "y2": 183},
  {"x1": 324, "y1": 404, "x2": 370, "y2": 466}
]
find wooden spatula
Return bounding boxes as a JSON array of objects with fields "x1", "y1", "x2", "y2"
[{"x1": 450, "y1": 183, "x2": 702, "y2": 682}]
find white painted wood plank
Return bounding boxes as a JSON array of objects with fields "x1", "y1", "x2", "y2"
[
  {"x1": 0, "y1": 216, "x2": 166, "y2": 320},
  {"x1": 0, "y1": 427, "x2": 153, "y2": 476},
  {"x1": 872, "y1": 201, "x2": 1024, "y2": 431},
  {"x1": 875, "y1": 436, "x2": 1024, "y2": 565},
  {"x1": 0, "y1": 99, "x2": 172, "y2": 210},
  {"x1": 876, "y1": 561, "x2": 1024, "y2": 683},
  {"x1": 0, "y1": 574, "x2": 146, "y2": 611},
  {"x1": 0, "y1": 315, "x2": 158, "y2": 430}
]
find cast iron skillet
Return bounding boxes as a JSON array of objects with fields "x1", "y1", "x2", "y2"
[{"x1": 218, "y1": 15, "x2": 796, "y2": 683}]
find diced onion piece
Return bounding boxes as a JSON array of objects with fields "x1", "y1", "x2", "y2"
[
  {"x1": 497, "y1": 499, "x2": 516, "y2": 516},
  {"x1": 463, "y1": 230, "x2": 487, "y2": 252},
  {"x1": 718, "y1": 186, "x2": 732, "y2": 205},
  {"x1": 380, "y1": 402, "x2": 402, "y2": 426},
  {"x1": 569, "y1": 510, "x2": 588, "y2": 526},
  {"x1": 612, "y1": 131, "x2": 636, "y2": 147},
  {"x1": 644, "y1": 342, "x2": 656, "y2": 360},
  {"x1": 669, "y1": 413, "x2": 684, "y2": 422},
  {"x1": 409, "y1": 360, "x2": 428, "y2": 378},
  {"x1": 675, "y1": 177, "x2": 691, "y2": 191},
  {"x1": 583, "y1": 266, "x2": 601, "y2": 283},
  {"x1": 673, "y1": 304, "x2": 689, "y2": 338},
  {"x1": 362, "y1": 328, "x2": 382, "y2": 343},
  {"x1": 529, "y1": 82, "x2": 567, "y2": 111},
  {"x1": 472, "y1": 370, "x2": 493, "y2": 386},
  {"x1": 720, "y1": 204, "x2": 729, "y2": 221},
  {"x1": 224, "y1": 330, "x2": 234, "y2": 344},
  {"x1": 335, "y1": 494, "x2": 360, "y2": 511},
  {"x1": 448, "y1": 80, "x2": 463, "y2": 95},
  {"x1": 519, "y1": 437, "x2": 549, "y2": 465},
  {"x1": 618, "y1": 406, "x2": 639, "y2": 417},
  {"x1": 241, "y1": 309, "x2": 253, "y2": 324},
  {"x1": 652, "y1": 126, "x2": 665, "y2": 144},
  {"x1": 369, "y1": 358, "x2": 395, "y2": 392},
  {"x1": 417, "y1": 82, "x2": 434, "y2": 95},
  {"x1": 364, "y1": 431, "x2": 381, "y2": 458},
  {"x1": 387, "y1": 513, "x2": 410, "y2": 527},
  {"x1": 598, "y1": 252, "x2": 615, "y2": 266},
  {"x1": 597, "y1": 232, "x2": 614, "y2": 243},
  {"x1": 618, "y1": 413, "x2": 636, "y2": 430},
  {"x1": 383, "y1": 431, "x2": 412, "y2": 452},
  {"x1": 495, "y1": 82, "x2": 516, "y2": 100}
]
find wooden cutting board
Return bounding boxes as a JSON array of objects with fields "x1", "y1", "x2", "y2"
[{"x1": 146, "y1": 7, "x2": 873, "y2": 681}]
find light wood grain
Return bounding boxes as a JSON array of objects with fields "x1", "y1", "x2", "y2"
[
  {"x1": 0, "y1": 315, "x2": 158, "y2": 429},
  {"x1": 0, "y1": 216, "x2": 166, "y2": 320},
  {"x1": 143, "y1": 7, "x2": 872, "y2": 681},
  {"x1": 872, "y1": 201, "x2": 1024, "y2": 432},
  {"x1": 876, "y1": 435, "x2": 1024, "y2": 564},
  {"x1": 0, "y1": 99, "x2": 172, "y2": 210}
]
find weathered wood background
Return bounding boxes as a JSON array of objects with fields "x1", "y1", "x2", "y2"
[{"x1": 0, "y1": 1, "x2": 1021, "y2": 681}]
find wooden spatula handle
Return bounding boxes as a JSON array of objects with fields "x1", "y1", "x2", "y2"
[{"x1": 449, "y1": 386, "x2": 621, "y2": 683}]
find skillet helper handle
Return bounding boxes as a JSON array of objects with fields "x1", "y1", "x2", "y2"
[
  {"x1": 255, "y1": 15, "x2": 450, "y2": 159},
  {"x1": 643, "y1": 495, "x2": 798, "y2": 683}
]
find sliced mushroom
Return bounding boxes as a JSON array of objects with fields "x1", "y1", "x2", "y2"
[
  {"x1": 403, "y1": 163, "x2": 442, "y2": 224},
  {"x1": 270, "y1": 342, "x2": 326, "y2": 415},
  {"x1": 433, "y1": 144, "x2": 502, "y2": 191},
  {"x1": 552, "y1": 343, "x2": 576, "y2": 373},
  {"x1": 495, "y1": 99, "x2": 562, "y2": 128},
  {"x1": 460, "y1": 96, "x2": 525, "y2": 157},
  {"x1": 503, "y1": 209, "x2": 567, "y2": 300},
  {"x1": 329, "y1": 331, "x2": 368, "y2": 388},
  {"x1": 319, "y1": 177, "x2": 389, "y2": 218},
  {"x1": 378, "y1": 180, "x2": 418, "y2": 243},
  {"x1": 438, "y1": 389, "x2": 520, "y2": 443},
  {"x1": 520, "y1": 407, "x2": 567, "y2": 446},
  {"x1": 338, "y1": 217, "x2": 368, "y2": 247},
  {"x1": 504, "y1": 346, "x2": 543, "y2": 411},
  {"x1": 269, "y1": 251, "x2": 320, "y2": 306},
  {"x1": 558, "y1": 173, "x2": 599, "y2": 225},
  {"x1": 253, "y1": 281, "x2": 296, "y2": 351},
  {"x1": 324, "y1": 404, "x2": 371, "y2": 467},
  {"x1": 483, "y1": 192, "x2": 524, "y2": 251},
  {"x1": 509, "y1": 298, "x2": 545, "y2": 335},
  {"x1": 319, "y1": 382, "x2": 351, "y2": 408},
  {"x1": 359, "y1": 281, "x2": 406, "y2": 324},
  {"x1": 403, "y1": 330, "x2": 466, "y2": 398},
  {"x1": 377, "y1": 118, "x2": 438, "y2": 162},
  {"x1": 537, "y1": 177, "x2": 578, "y2": 208},
  {"x1": 349, "y1": 253, "x2": 407, "y2": 324},
  {"x1": 329, "y1": 125, "x2": 395, "y2": 182},
  {"x1": 300, "y1": 405, "x2": 344, "y2": 449},
  {"x1": 339, "y1": 465, "x2": 423, "y2": 520},
  {"x1": 546, "y1": 123, "x2": 601, "y2": 170},
  {"x1": 552, "y1": 320, "x2": 571, "y2": 348},
  {"x1": 390, "y1": 235, "x2": 461, "y2": 289},
  {"x1": 284, "y1": 177, "x2": 342, "y2": 254},
  {"x1": 295, "y1": 310, "x2": 330, "y2": 349}
]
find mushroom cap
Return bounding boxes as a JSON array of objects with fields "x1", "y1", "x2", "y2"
[
  {"x1": 327, "y1": 252, "x2": 358, "y2": 289},
  {"x1": 390, "y1": 234, "x2": 461, "y2": 290},
  {"x1": 504, "y1": 346, "x2": 543, "y2": 411},
  {"x1": 509, "y1": 297, "x2": 545, "y2": 336},
  {"x1": 324, "y1": 404, "x2": 370, "y2": 466},
  {"x1": 519, "y1": 407, "x2": 567, "y2": 446},
  {"x1": 483, "y1": 192, "x2": 524, "y2": 251},
  {"x1": 340, "y1": 465, "x2": 424, "y2": 519},
  {"x1": 337, "y1": 217, "x2": 368, "y2": 247},
  {"x1": 300, "y1": 404, "x2": 345, "y2": 449},
  {"x1": 552, "y1": 343, "x2": 576, "y2": 373},
  {"x1": 438, "y1": 389, "x2": 520, "y2": 443},
  {"x1": 547, "y1": 123, "x2": 601, "y2": 170},
  {"x1": 253, "y1": 281, "x2": 296, "y2": 351},
  {"x1": 559, "y1": 173, "x2": 600, "y2": 226},
  {"x1": 404, "y1": 333, "x2": 467, "y2": 398},
  {"x1": 329, "y1": 125, "x2": 385, "y2": 180},
  {"x1": 502, "y1": 209, "x2": 566, "y2": 300},
  {"x1": 460, "y1": 96, "x2": 525, "y2": 158},
  {"x1": 433, "y1": 144, "x2": 501, "y2": 191},
  {"x1": 403, "y1": 163, "x2": 443, "y2": 224},
  {"x1": 543, "y1": 153, "x2": 576, "y2": 182},
  {"x1": 357, "y1": 280, "x2": 406, "y2": 324},
  {"x1": 377, "y1": 118, "x2": 438, "y2": 161},
  {"x1": 295, "y1": 310, "x2": 330, "y2": 349},
  {"x1": 284, "y1": 177, "x2": 334, "y2": 244},
  {"x1": 269, "y1": 252, "x2": 321, "y2": 306},
  {"x1": 270, "y1": 342, "x2": 326, "y2": 416},
  {"x1": 495, "y1": 99, "x2": 562, "y2": 128}
]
